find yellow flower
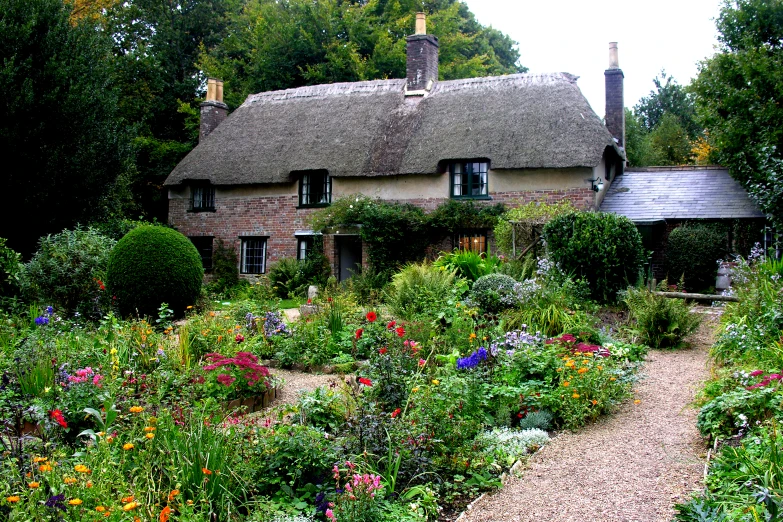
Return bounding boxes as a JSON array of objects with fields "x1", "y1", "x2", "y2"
[
  {"x1": 123, "y1": 501, "x2": 140, "y2": 511},
  {"x1": 64, "y1": 477, "x2": 77, "y2": 485},
  {"x1": 145, "y1": 433, "x2": 154, "y2": 440},
  {"x1": 97, "y1": 431, "x2": 105, "y2": 437},
  {"x1": 6, "y1": 496, "x2": 20, "y2": 503},
  {"x1": 29, "y1": 482, "x2": 40, "y2": 489},
  {"x1": 129, "y1": 406, "x2": 144, "y2": 413},
  {"x1": 123, "y1": 443, "x2": 134, "y2": 451},
  {"x1": 572, "y1": 393, "x2": 580, "y2": 399},
  {"x1": 33, "y1": 456, "x2": 48, "y2": 463},
  {"x1": 186, "y1": 306, "x2": 193, "y2": 310},
  {"x1": 562, "y1": 381, "x2": 570, "y2": 387},
  {"x1": 96, "y1": 506, "x2": 107, "y2": 512},
  {"x1": 597, "y1": 366, "x2": 603, "y2": 371},
  {"x1": 74, "y1": 464, "x2": 91, "y2": 473},
  {"x1": 431, "y1": 379, "x2": 440, "y2": 385},
  {"x1": 610, "y1": 377, "x2": 616, "y2": 381},
  {"x1": 577, "y1": 367, "x2": 588, "y2": 374},
  {"x1": 69, "y1": 498, "x2": 83, "y2": 506},
  {"x1": 469, "y1": 333, "x2": 476, "y2": 340},
  {"x1": 556, "y1": 368, "x2": 563, "y2": 372},
  {"x1": 38, "y1": 464, "x2": 53, "y2": 472},
  {"x1": 143, "y1": 426, "x2": 156, "y2": 432},
  {"x1": 634, "y1": 399, "x2": 641, "y2": 404},
  {"x1": 411, "y1": 387, "x2": 419, "y2": 393},
  {"x1": 565, "y1": 360, "x2": 575, "y2": 368}
]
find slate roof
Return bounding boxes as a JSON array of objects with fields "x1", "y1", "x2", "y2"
[
  {"x1": 165, "y1": 73, "x2": 620, "y2": 186},
  {"x1": 600, "y1": 167, "x2": 765, "y2": 221}
]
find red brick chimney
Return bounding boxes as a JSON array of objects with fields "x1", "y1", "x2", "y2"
[
  {"x1": 406, "y1": 13, "x2": 439, "y2": 94},
  {"x1": 604, "y1": 42, "x2": 625, "y2": 148},
  {"x1": 200, "y1": 78, "x2": 228, "y2": 142}
]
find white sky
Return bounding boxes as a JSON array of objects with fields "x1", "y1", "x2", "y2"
[{"x1": 462, "y1": 0, "x2": 724, "y2": 118}]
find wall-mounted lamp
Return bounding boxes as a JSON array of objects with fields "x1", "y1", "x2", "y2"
[{"x1": 589, "y1": 177, "x2": 605, "y2": 192}]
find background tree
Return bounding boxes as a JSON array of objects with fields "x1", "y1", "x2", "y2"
[
  {"x1": 634, "y1": 71, "x2": 700, "y2": 138},
  {"x1": 692, "y1": 0, "x2": 783, "y2": 229},
  {"x1": 0, "y1": 0, "x2": 132, "y2": 256}
]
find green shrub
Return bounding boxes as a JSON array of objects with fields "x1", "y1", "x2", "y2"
[
  {"x1": 0, "y1": 237, "x2": 22, "y2": 301},
  {"x1": 469, "y1": 273, "x2": 517, "y2": 313},
  {"x1": 20, "y1": 227, "x2": 115, "y2": 318},
  {"x1": 210, "y1": 239, "x2": 240, "y2": 294},
  {"x1": 494, "y1": 200, "x2": 576, "y2": 257},
  {"x1": 385, "y1": 262, "x2": 460, "y2": 319},
  {"x1": 106, "y1": 225, "x2": 203, "y2": 318},
  {"x1": 268, "y1": 253, "x2": 330, "y2": 299},
  {"x1": 544, "y1": 212, "x2": 644, "y2": 303},
  {"x1": 666, "y1": 223, "x2": 728, "y2": 292},
  {"x1": 622, "y1": 286, "x2": 702, "y2": 348},
  {"x1": 433, "y1": 249, "x2": 502, "y2": 282}
]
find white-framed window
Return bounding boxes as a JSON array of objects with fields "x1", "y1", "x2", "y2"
[
  {"x1": 240, "y1": 237, "x2": 267, "y2": 274},
  {"x1": 450, "y1": 161, "x2": 489, "y2": 198},
  {"x1": 299, "y1": 171, "x2": 331, "y2": 207}
]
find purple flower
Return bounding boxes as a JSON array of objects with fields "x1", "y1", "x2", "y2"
[
  {"x1": 45, "y1": 494, "x2": 66, "y2": 511},
  {"x1": 35, "y1": 316, "x2": 49, "y2": 326},
  {"x1": 457, "y1": 347, "x2": 488, "y2": 370},
  {"x1": 216, "y1": 373, "x2": 236, "y2": 386}
]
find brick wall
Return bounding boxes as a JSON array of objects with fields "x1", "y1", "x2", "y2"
[
  {"x1": 169, "y1": 187, "x2": 596, "y2": 278},
  {"x1": 604, "y1": 69, "x2": 624, "y2": 148}
]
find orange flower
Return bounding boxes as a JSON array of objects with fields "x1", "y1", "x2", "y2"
[
  {"x1": 86, "y1": 481, "x2": 93, "y2": 488},
  {"x1": 29, "y1": 482, "x2": 40, "y2": 489},
  {"x1": 106, "y1": 436, "x2": 115, "y2": 444},
  {"x1": 121, "y1": 495, "x2": 135, "y2": 503},
  {"x1": 96, "y1": 506, "x2": 107, "y2": 512},
  {"x1": 167, "y1": 489, "x2": 180, "y2": 501},
  {"x1": 143, "y1": 426, "x2": 156, "y2": 432},
  {"x1": 145, "y1": 433, "x2": 155, "y2": 440},
  {"x1": 64, "y1": 477, "x2": 78, "y2": 485},
  {"x1": 591, "y1": 399, "x2": 598, "y2": 405},
  {"x1": 33, "y1": 456, "x2": 48, "y2": 463},
  {"x1": 6, "y1": 496, "x2": 20, "y2": 503},
  {"x1": 634, "y1": 399, "x2": 641, "y2": 404},
  {"x1": 69, "y1": 498, "x2": 83, "y2": 506},
  {"x1": 562, "y1": 381, "x2": 570, "y2": 387},
  {"x1": 577, "y1": 367, "x2": 589, "y2": 374},
  {"x1": 38, "y1": 464, "x2": 53, "y2": 472},
  {"x1": 74, "y1": 464, "x2": 91, "y2": 473},
  {"x1": 123, "y1": 443, "x2": 134, "y2": 451},
  {"x1": 129, "y1": 406, "x2": 144, "y2": 413},
  {"x1": 123, "y1": 501, "x2": 140, "y2": 511},
  {"x1": 202, "y1": 467, "x2": 212, "y2": 475},
  {"x1": 160, "y1": 505, "x2": 172, "y2": 522},
  {"x1": 610, "y1": 377, "x2": 616, "y2": 381},
  {"x1": 572, "y1": 393, "x2": 580, "y2": 399}
]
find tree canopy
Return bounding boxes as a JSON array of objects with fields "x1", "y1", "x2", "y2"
[{"x1": 692, "y1": 0, "x2": 783, "y2": 228}]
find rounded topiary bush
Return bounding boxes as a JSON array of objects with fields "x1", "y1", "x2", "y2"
[
  {"x1": 470, "y1": 273, "x2": 518, "y2": 313},
  {"x1": 665, "y1": 224, "x2": 727, "y2": 292},
  {"x1": 543, "y1": 212, "x2": 644, "y2": 303},
  {"x1": 107, "y1": 226, "x2": 203, "y2": 318}
]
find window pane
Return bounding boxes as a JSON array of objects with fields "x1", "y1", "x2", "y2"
[
  {"x1": 241, "y1": 238, "x2": 266, "y2": 274},
  {"x1": 301, "y1": 174, "x2": 310, "y2": 204}
]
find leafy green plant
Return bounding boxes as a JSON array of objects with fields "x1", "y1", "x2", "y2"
[
  {"x1": 666, "y1": 223, "x2": 728, "y2": 292},
  {"x1": 469, "y1": 273, "x2": 518, "y2": 313},
  {"x1": 0, "y1": 237, "x2": 22, "y2": 301},
  {"x1": 385, "y1": 262, "x2": 461, "y2": 320},
  {"x1": 622, "y1": 285, "x2": 701, "y2": 349},
  {"x1": 494, "y1": 200, "x2": 576, "y2": 257},
  {"x1": 210, "y1": 238, "x2": 240, "y2": 294},
  {"x1": 434, "y1": 250, "x2": 502, "y2": 282},
  {"x1": 106, "y1": 225, "x2": 203, "y2": 318},
  {"x1": 544, "y1": 212, "x2": 644, "y2": 303},
  {"x1": 20, "y1": 227, "x2": 115, "y2": 319}
]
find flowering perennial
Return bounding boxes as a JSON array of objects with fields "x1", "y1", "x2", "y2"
[{"x1": 457, "y1": 347, "x2": 488, "y2": 370}]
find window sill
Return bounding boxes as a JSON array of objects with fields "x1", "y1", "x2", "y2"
[
  {"x1": 187, "y1": 208, "x2": 216, "y2": 213},
  {"x1": 297, "y1": 203, "x2": 331, "y2": 209},
  {"x1": 450, "y1": 195, "x2": 492, "y2": 201}
]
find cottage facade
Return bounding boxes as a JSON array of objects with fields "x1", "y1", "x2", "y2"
[{"x1": 165, "y1": 14, "x2": 626, "y2": 280}]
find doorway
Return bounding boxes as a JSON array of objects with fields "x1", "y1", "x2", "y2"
[{"x1": 337, "y1": 235, "x2": 362, "y2": 281}]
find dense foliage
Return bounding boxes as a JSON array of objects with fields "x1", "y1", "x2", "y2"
[
  {"x1": 493, "y1": 200, "x2": 575, "y2": 257},
  {"x1": 543, "y1": 212, "x2": 645, "y2": 303},
  {"x1": 677, "y1": 250, "x2": 783, "y2": 520},
  {"x1": 622, "y1": 285, "x2": 702, "y2": 349},
  {"x1": 692, "y1": 0, "x2": 783, "y2": 228},
  {"x1": 106, "y1": 225, "x2": 204, "y2": 318},
  {"x1": 20, "y1": 228, "x2": 115, "y2": 320},
  {"x1": 0, "y1": 0, "x2": 132, "y2": 256},
  {"x1": 665, "y1": 223, "x2": 728, "y2": 291}
]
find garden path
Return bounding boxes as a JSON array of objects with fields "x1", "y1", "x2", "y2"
[{"x1": 459, "y1": 313, "x2": 718, "y2": 522}]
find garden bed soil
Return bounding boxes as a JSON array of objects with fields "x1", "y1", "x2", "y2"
[{"x1": 457, "y1": 314, "x2": 717, "y2": 522}]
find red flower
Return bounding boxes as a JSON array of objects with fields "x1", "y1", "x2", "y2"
[
  {"x1": 355, "y1": 328, "x2": 363, "y2": 340},
  {"x1": 395, "y1": 326, "x2": 406, "y2": 338},
  {"x1": 235, "y1": 334, "x2": 245, "y2": 343},
  {"x1": 366, "y1": 311, "x2": 377, "y2": 323},
  {"x1": 307, "y1": 299, "x2": 312, "y2": 305},
  {"x1": 216, "y1": 374, "x2": 236, "y2": 386},
  {"x1": 358, "y1": 377, "x2": 372, "y2": 387},
  {"x1": 391, "y1": 408, "x2": 401, "y2": 418},
  {"x1": 50, "y1": 409, "x2": 68, "y2": 428},
  {"x1": 387, "y1": 321, "x2": 396, "y2": 329},
  {"x1": 379, "y1": 347, "x2": 388, "y2": 355}
]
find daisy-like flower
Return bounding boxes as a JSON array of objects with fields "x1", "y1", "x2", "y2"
[
  {"x1": 68, "y1": 498, "x2": 83, "y2": 506},
  {"x1": 145, "y1": 433, "x2": 154, "y2": 440},
  {"x1": 29, "y1": 482, "x2": 40, "y2": 489},
  {"x1": 74, "y1": 464, "x2": 91, "y2": 473},
  {"x1": 123, "y1": 443, "x2": 134, "y2": 451},
  {"x1": 6, "y1": 496, "x2": 20, "y2": 503},
  {"x1": 123, "y1": 501, "x2": 140, "y2": 511},
  {"x1": 129, "y1": 406, "x2": 144, "y2": 413}
]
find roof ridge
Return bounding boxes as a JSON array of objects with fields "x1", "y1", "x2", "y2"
[{"x1": 243, "y1": 79, "x2": 405, "y2": 107}]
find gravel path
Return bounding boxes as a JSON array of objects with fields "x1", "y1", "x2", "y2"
[
  {"x1": 267, "y1": 368, "x2": 338, "y2": 408},
  {"x1": 460, "y1": 316, "x2": 716, "y2": 522}
]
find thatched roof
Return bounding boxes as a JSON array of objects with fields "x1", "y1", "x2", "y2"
[{"x1": 165, "y1": 73, "x2": 617, "y2": 186}]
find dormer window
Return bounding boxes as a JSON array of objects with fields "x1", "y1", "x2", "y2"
[
  {"x1": 450, "y1": 161, "x2": 489, "y2": 199},
  {"x1": 298, "y1": 171, "x2": 331, "y2": 207},
  {"x1": 191, "y1": 185, "x2": 215, "y2": 212}
]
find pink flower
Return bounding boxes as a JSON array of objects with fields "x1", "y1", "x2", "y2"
[
  {"x1": 235, "y1": 334, "x2": 245, "y2": 343},
  {"x1": 325, "y1": 508, "x2": 336, "y2": 520},
  {"x1": 216, "y1": 374, "x2": 236, "y2": 386},
  {"x1": 418, "y1": 358, "x2": 426, "y2": 367},
  {"x1": 750, "y1": 370, "x2": 765, "y2": 377}
]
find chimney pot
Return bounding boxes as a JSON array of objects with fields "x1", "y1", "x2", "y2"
[
  {"x1": 216, "y1": 79, "x2": 224, "y2": 103},
  {"x1": 608, "y1": 42, "x2": 619, "y2": 69},
  {"x1": 206, "y1": 78, "x2": 217, "y2": 102},
  {"x1": 415, "y1": 12, "x2": 426, "y2": 35},
  {"x1": 200, "y1": 78, "x2": 228, "y2": 142}
]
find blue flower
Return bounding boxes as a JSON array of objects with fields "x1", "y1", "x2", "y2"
[
  {"x1": 35, "y1": 316, "x2": 49, "y2": 326},
  {"x1": 457, "y1": 347, "x2": 488, "y2": 370},
  {"x1": 45, "y1": 306, "x2": 54, "y2": 316}
]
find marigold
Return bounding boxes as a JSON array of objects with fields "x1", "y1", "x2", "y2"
[
  {"x1": 122, "y1": 495, "x2": 135, "y2": 503},
  {"x1": 562, "y1": 381, "x2": 570, "y2": 387},
  {"x1": 145, "y1": 433, "x2": 155, "y2": 440},
  {"x1": 33, "y1": 456, "x2": 48, "y2": 463},
  {"x1": 577, "y1": 367, "x2": 589, "y2": 374},
  {"x1": 64, "y1": 477, "x2": 78, "y2": 485},
  {"x1": 591, "y1": 400, "x2": 598, "y2": 405},
  {"x1": 572, "y1": 393, "x2": 580, "y2": 399},
  {"x1": 29, "y1": 482, "x2": 40, "y2": 489},
  {"x1": 160, "y1": 505, "x2": 172, "y2": 522},
  {"x1": 123, "y1": 501, "x2": 140, "y2": 511},
  {"x1": 167, "y1": 489, "x2": 179, "y2": 501},
  {"x1": 6, "y1": 496, "x2": 20, "y2": 503},
  {"x1": 129, "y1": 406, "x2": 144, "y2": 413},
  {"x1": 123, "y1": 443, "x2": 134, "y2": 451},
  {"x1": 610, "y1": 377, "x2": 616, "y2": 381},
  {"x1": 432, "y1": 379, "x2": 440, "y2": 385},
  {"x1": 39, "y1": 464, "x2": 53, "y2": 472},
  {"x1": 86, "y1": 481, "x2": 93, "y2": 488},
  {"x1": 69, "y1": 498, "x2": 83, "y2": 505},
  {"x1": 411, "y1": 387, "x2": 419, "y2": 393},
  {"x1": 74, "y1": 464, "x2": 91, "y2": 473},
  {"x1": 144, "y1": 426, "x2": 156, "y2": 432},
  {"x1": 202, "y1": 467, "x2": 212, "y2": 475},
  {"x1": 96, "y1": 506, "x2": 107, "y2": 512}
]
